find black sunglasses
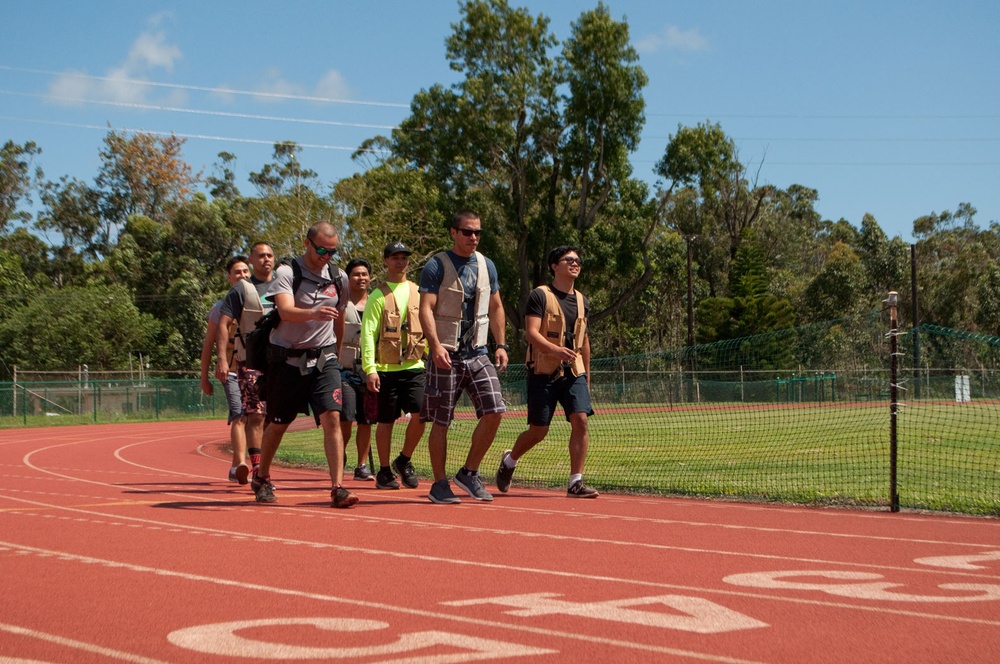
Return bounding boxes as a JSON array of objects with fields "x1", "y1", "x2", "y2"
[
  {"x1": 559, "y1": 257, "x2": 583, "y2": 266},
  {"x1": 309, "y1": 237, "x2": 338, "y2": 257},
  {"x1": 454, "y1": 227, "x2": 483, "y2": 237}
]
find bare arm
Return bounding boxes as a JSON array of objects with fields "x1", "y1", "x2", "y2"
[
  {"x1": 214, "y1": 314, "x2": 234, "y2": 383},
  {"x1": 419, "y1": 290, "x2": 450, "y2": 370},
  {"x1": 200, "y1": 318, "x2": 219, "y2": 396},
  {"x1": 272, "y1": 291, "x2": 340, "y2": 323},
  {"x1": 488, "y1": 290, "x2": 508, "y2": 371}
]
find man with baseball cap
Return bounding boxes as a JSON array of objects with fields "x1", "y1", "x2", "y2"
[{"x1": 360, "y1": 241, "x2": 427, "y2": 490}]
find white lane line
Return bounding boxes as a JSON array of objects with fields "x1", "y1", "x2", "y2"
[
  {"x1": 2, "y1": 502, "x2": 1000, "y2": 627},
  {"x1": 0, "y1": 541, "x2": 767, "y2": 664},
  {"x1": 0, "y1": 621, "x2": 168, "y2": 664}
]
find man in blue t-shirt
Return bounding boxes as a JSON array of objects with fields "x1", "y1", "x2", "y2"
[{"x1": 418, "y1": 210, "x2": 509, "y2": 505}]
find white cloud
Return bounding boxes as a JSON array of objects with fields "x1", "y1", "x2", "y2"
[
  {"x1": 46, "y1": 22, "x2": 183, "y2": 105},
  {"x1": 251, "y1": 68, "x2": 306, "y2": 102},
  {"x1": 126, "y1": 31, "x2": 182, "y2": 72},
  {"x1": 314, "y1": 69, "x2": 351, "y2": 100},
  {"x1": 636, "y1": 25, "x2": 710, "y2": 54}
]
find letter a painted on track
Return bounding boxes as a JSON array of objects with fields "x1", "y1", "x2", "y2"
[{"x1": 444, "y1": 592, "x2": 768, "y2": 634}]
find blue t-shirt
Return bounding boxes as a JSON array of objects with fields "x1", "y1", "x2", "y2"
[{"x1": 419, "y1": 250, "x2": 499, "y2": 358}]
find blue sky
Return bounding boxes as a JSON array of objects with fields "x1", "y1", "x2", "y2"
[{"x1": 3, "y1": 1, "x2": 998, "y2": 244}]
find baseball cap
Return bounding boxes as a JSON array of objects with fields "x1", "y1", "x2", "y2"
[{"x1": 383, "y1": 241, "x2": 413, "y2": 258}]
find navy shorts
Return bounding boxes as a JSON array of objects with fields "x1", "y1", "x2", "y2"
[
  {"x1": 265, "y1": 360, "x2": 343, "y2": 425},
  {"x1": 376, "y1": 368, "x2": 425, "y2": 423},
  {"x1": 341, "y1": 371, "x2": 375, "y2": 425},
  {"x1": 526, "y1": 371, "x2": 594, "y2": 427}
]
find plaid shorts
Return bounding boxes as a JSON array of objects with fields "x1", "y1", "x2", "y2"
[
  {"x1": 236, "y1": 361, "x2": 265, "y2": 416},
  {"x1": 421, "y1": 354, "x2": 506, "y2": 426}
]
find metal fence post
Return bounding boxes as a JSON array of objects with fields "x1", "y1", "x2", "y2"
[{"x1": 887, "y1": 291, "x2": 901, "y2": 513}]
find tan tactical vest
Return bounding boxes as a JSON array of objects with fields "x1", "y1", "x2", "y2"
[
  {"x1": 340, "y1": 300, "x2": 363, "y2": 373},
  {"x1": 376, "y1": 282, "x2": 426, "y2": 364},
  {"x1": 433, "y1": 251, "x2": 489, "y2": 351},
  {"x1": 233, "y1": 279, "x2": 265, "y2": 363},
  {"x1": 527, "y1": 285, "x2": 587, "y2": 377}
]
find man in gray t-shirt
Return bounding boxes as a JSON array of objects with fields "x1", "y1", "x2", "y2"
[{"x1": 251, "y1": 222, "x2": 358, "y2": 509}]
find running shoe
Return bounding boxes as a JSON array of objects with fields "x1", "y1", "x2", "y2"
[
  {"x1": 353, "y1": 464, "x2": 375, "y2": 481},
  {"x1": 454, "y1": 468, "x2": 493, "y2": 502},
  {"x1": 375, "y1": 467, "x2": 400, "y2": 490},
  {"x1": 567, "y1": 480, "x2": 599, "y2": 498},
  {"x1": 332, "y1": 486, "x2": 359, "y2": 509},
  {"x1": 228, "y1": 466, "x2": 239, "y2": 483},
  {"x1": 234, "y1": 462, "x2": 250, "y2": 485},
  {"x1": 495, "y1": 450, "x2": 515, "y2": 493},
  {"x1": 392, "y1": 457, "x2": 419, "y2": 489},
  {"x1": 251, "y1": 472, "x2": 277, "y2": 503},
  {"x1": 428, "y1": 478, "x2": 461, "y2": 504}
]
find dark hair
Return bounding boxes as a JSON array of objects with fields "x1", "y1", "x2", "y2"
[
  {"x1": 226, "y1": 255, "x2": 249, "y2": 272},
  {"x1": 345, "y1": 257, "x2": 372, "y2": 276},
  {"x1": 451, "y1": 209, "x2": 480, "y2": 229},
  {"x1": 249, "y1": 242, "x2": 273, "y2": 256},
  {"x1": 547, "y1": 245, "x2": 581, "y2": 275}
]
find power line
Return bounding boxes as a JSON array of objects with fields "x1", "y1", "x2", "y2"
[
  {"x1": 0, "y1": 89, "x2": 403, "y2": 131},
  {"x1": 0, "y1": 116, "x2": 391, "y2": 153},
  {"x1": 0, "y1": 64, "x2": 409, "y2": 109}
]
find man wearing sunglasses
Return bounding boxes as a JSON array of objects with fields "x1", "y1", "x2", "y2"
[
  {"x1": 252, "y1": 221, "x2": 359, "y2": 509},
  {"x1": 495, "y1": 245, "x2": 598, "y2": 498},
  {"x1": 418, "y1": 210, "x2": 509, "y2": 504}
]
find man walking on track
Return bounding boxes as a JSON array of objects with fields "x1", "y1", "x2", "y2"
[
  {"x1": 215, "y1": 242, "x2": 275, "y2": 481},
  {"x1": 419, "y1": 210, "x2": 509, "y2": 504},
  {"x1": 251, "y1": 222, "x2": 358, "y2": 509},
  {"x1": 361, "y1": 241, "x2": 427, "y2": 491},
  {"x1": 340, "y1": 257, "x2": 376, "y2": 481},
  {"x1": 496, "y1": 245, "x2": 597, "y2": 498},
  {"x1": 200, "y1": 255, "x2": 252, "y2": 483}
]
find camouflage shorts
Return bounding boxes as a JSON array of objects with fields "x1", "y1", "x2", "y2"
[{"x1": 237, "y1": 361, "x2": 266, "y2": 416}]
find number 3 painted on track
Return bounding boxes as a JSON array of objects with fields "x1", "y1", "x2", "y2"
[
  {"x1": 723, "y1": 570, "x2": 1000, "y2": 603},
  {"x1": 167, "y1": 617, "x2": 554, "y2": 660}
]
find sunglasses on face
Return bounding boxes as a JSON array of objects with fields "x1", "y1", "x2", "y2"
[
  {"x1": 454, "y1": 227, "x2": 483, "y2": 237},
  {"x1": 309, "y1": 238, "x2": 338, "y2": 257},
  {"x1": 560, "y1": 257, "x2": 583, "y2": 266}
]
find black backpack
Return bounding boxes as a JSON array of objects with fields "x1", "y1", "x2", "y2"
[{"x1": 243, "y1": 259, "x2": 343, "y2": 371}]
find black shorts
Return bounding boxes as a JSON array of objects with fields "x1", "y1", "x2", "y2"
[
  {"x1": 341, "y1": 371, "x2": 376, "y2": 425},
  {"x1": 526, "y1": 371, "x2": 594, "y2": 427},
  {"x1": 265, "y1": 360, "x2": 343, "y2": 425},
  {"x1": 376, "y1": 368, "x2": 425, "y2": 423}
]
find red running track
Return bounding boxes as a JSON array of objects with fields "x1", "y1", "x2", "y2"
[{"x1": 2, "y1": 420, "x2": 999, "y2": 663}]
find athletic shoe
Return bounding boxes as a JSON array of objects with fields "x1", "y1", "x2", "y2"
[
  {"x1": 234, "y1": 462, "x2": 251, "y2": 485},
  {"x1": 428, "y1": 479, "x2": 461, "y2": 504},
  {"x1": 251, "y1": 472, "x2": 277, "y2": 503},
  {"x1": 392, "y1": 457, "x2": 419, "y2": 489},
  {"x1": 375, "y1": 467, "x2": 400, "y2": 490},
  {"x1": 332, "y1": 486, "x2": 359, "y2": 509},
  {"x1": 567, "y1": 480, "x2": 599, "y2": 498},
  {"x1": 228, "y1": 466, "x2": 239, "y2": 483},
  {"x1": 495, "y1": 450, "x2": 515, "y2": 493},
  {"x1": 454, "y1": 468, "x2": 493, "y2": 502},
  {"x1": 353, "y1": 464, "x2": 375, "y2": 481}
]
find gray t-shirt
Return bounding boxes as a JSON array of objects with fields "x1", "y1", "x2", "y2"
[{"x1": 266, "y1": 257, "x2": 348, "y2": 351}]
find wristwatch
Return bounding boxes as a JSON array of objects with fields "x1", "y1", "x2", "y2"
[{"x1": 495, "y1": 344, "x2": 509, "y2": 351}]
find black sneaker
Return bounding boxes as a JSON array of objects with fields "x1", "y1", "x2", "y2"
[
  {"x1": 567, "y1": 480, "x2": 599, "y2": 498},
  {"x1": 392, "y1": 457, "x2": 419, "y2": 489},
  {"x1": 428, "y1": 478, "x2": 461, "y2": 504},
  {"x1": 332, "y1": 486, "x2": 359, "y2": 508},
  {"x1": 251, "y1": 472, "x2": 277, "y2": 503},
  {"x1": 495, "y1": 450, "x2": 515, "y2": 493},
  {"x1": 375, "y1": 467, "x2": 400, "y2": 490},
  {"x1": 454, "y1": 468, "x2": 493, "y2": 502},
  {"x1": 353, "y1": 464, "x2": 375, "y2": 481}
]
